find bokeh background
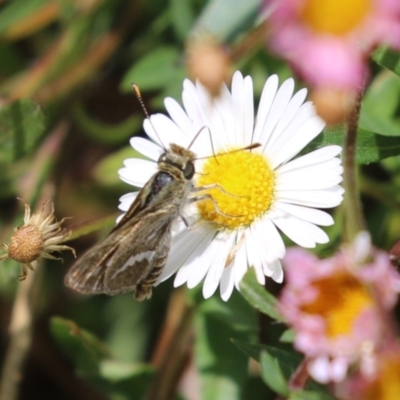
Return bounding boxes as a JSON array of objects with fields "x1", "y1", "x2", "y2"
[{"x1": 0, "y1": 0, "x2": 399, "y2": 399}]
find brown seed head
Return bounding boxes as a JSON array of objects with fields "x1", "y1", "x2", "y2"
[{"x1": 8, "y1": 225, "x2": 45, "y2": 264}]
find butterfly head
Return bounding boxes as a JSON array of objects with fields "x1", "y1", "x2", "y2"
[{"x1": 158, "y1": 143, "x2": 196, "y2": 180}]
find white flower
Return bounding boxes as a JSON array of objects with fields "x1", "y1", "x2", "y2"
[{"x1": 118, "y1": 71, "x2": 344, "y2": 301}]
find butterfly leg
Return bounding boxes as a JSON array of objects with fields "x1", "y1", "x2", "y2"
[
  {"x1": 189, "y1": 194, "x2": 241, "y2": 218},
  {"x1": 192, "y1": 183, "x2": 243, "y2": 199}
]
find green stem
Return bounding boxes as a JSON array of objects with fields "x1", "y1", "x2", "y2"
[{"x1": 342, "y1": 90, "x2": 365, "y2": 241}]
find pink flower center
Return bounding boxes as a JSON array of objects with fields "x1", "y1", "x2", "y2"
[
  {"x1": 360, "y1": 354, "x2": 400, "y2": 400},
  {"x1": 300, "y1": 0, "x2": 372, "y2": 35},
  {"x1": 300, "y1": 272, "x2": 373, "y2": 338}
]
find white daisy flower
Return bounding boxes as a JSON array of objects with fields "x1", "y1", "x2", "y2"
[{"x1": 118, "y1": 71, "x2": 344, "y2": 301}]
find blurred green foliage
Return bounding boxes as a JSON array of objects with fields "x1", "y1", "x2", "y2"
[{"x1": 0, "y1": 0, "x2": 399, "y2": 399}]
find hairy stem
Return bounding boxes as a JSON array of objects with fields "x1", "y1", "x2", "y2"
[{"x1": 342, "y1": 90, "x2": 365, "y2": 241}]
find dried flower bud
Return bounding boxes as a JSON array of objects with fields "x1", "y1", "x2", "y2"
[
  {"x1": 7, "y1": 225, "x2": 44, "y2": 264},
  {"x1": 186, "y1": 41, "x2": 232, "y2": 97},
  {"x1": 0, "y1": 201, "x2": 75, "y2": 280},
  {"x1": 310, "y1": 87, "x2": 357, "y2": 126}
]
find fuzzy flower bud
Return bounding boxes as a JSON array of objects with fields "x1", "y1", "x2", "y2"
[{"x1": 0, "y1": 202, "x2": 75, "y2": 280}]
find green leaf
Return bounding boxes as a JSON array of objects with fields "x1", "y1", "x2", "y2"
[
  {"x1": 121, "y1": 47, "x2": 186, "y2": 92},
  {"x1": 233, "y1": 341, "x2": 336, "y2": 400},
  {"x1": 0, "y1": 0, "x2": 48, "y2": 35},
  {"x1": 50, "y1": 317, "x2": 112, "y2": 376},
  {"x1": 372, "y1": 46, "x2": 400, "y2": 78},
  {"x1": 260, "y1": 350, "x2": 289, "y2": 396},
  {"x1": 359, "y1": 71, "x2": 400, "y2": 136},
  {"x1": 198, "y1": 291, "x2": 258, "y2": 332},
  {"x1": 231, "y1": 340, "x2": 302, "y2": 377},
  {"x1": 289, "y1": 390, "x2": 336, "y2": 400},
  {"x1": 72, "y1": 102, "x2": 141, "y2": 145},
  {"x1": 98, "y1": 359, "x2": 152, "y2": 382},
  {"x1": 0, "y1": 99, "x2": 47, "y2": 163},
  {"x1": 93, "y1": 145, "x2": 145, "y2": 187},
  {"x1": 189, "y1": 0, "x2": 262, "y2": 43},
  {"x1": 169, "y1": 0, "x2": 195, "y2": 40},
  {"x1": 303, "y1": 127, "x2": 400, "y2": 164},
  {"x1": 280, "y1": 329, "x2": 295, "y2": 343},
  {"x1": 194, "y1": 292, "x2": 256, "y2": 400},
  {"x1": 239, "y1": 269, "x2": 283, "y2": 321}
]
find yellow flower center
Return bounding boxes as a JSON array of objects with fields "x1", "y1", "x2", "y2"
[
  {"x1": 362, "y1": 354, "x2": 400, "y2": 400},
  {"x1": 301, "y1": 272, "x2": 373, "y2": 338},
  {"x1": 300, "y1": 0, "x2": 372, "y2": 35},
  {"x1": 196, "y1": 149, "x2": 275, "y2": 230}
]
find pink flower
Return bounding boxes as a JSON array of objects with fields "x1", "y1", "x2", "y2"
[
  {"x1": 339, "y1": 346, "x2": 400, "y2": 400},
  {"x1": 264, "y1": 0, "x2": 400, "y2": 89},
  {"x1": 278, "y1": 232, "x2": 400, "y2": 383}
]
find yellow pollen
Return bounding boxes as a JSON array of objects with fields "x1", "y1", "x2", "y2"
[
  {"x1": 301, "y1": 272, "x2": 374, "y2": 338},
  {"x1": 300, "y1": 0, "x2": 372, "y2": 35},
  {"x1": 196, "y1": 149, "x2": 274, "y2": 230},
  {"x1": 362, "y1": 354, "x2": 400, "y2": 400}
]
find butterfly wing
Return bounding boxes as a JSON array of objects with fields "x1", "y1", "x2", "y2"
[{"x1": 64, "y1": 205, "x2": 176, "y2": 296}]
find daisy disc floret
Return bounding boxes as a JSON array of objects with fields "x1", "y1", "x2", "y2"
[
  {"x1": 0, "y1": 202, "x2": 75, "y2": 280},
  {"x1": 118, "y1": 71, "x2": 344, "y2": 300}
]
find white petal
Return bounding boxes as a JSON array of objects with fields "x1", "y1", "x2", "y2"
[
  {"x1": 277, "y1": 186, "x2": 344, "y2": 208},
  {"x1": 157, "y1": 225, "x2": 213, "y2": 284},
  {"x1": 164, "y1": 97, "x2": 195, "y2": 138},
  {"x1": 245, "y1": 233, "x2": 265, "y2": 286},
  {"x1": 265, "y1": 89, "x2": 309, "y2": 154},
  {"x1": 258, "y1": 217, "x2": 286, "y2": 261},
  {"x1": 118, "y1": 192, "x2": 138, "y2": 211},
  {"x1": 220, "y1": 264, "x2": 235, "y2": 301},
  {"x1": 273, "y1": 203, "x2": 334, "y2": 226},
  {"x1": 273, "y1": 216, "x2": 329, "y2": 248},
  {"x1": 130, "y1": 137, "x2": 163, "y2": 161},
  {"x1": 150, "y1": 114, "x2": 188, "y2": 147},
  {"x1": 253, "y1": 75, "x2": 279, "y2": 143},
  {"x1": 308, "y1": 357, "x2": 331, "y2": 384},
  {"x1": 233, "y1": 235, "x2": 248, "y2": 289},
  {"x1": 243, "y1": 76, "x2": 254, "y2": 145},
  {"x1": 244, "y1": 229, "x2": 263, "y2": 280},
  {"x1": 270, "y1": 116, "x2": 325, "y2": 169},
  {"x1": 258, "y1": 78, "x2": 294, "y2": 148},
  {"x1": 231, "y1": 71, "x2": 245, "y2": 147},
  {"x1": 276, "y1": 161, "x2": 343, "y2": 191},
  {"x1": 186, "y1": 234, "x2": 222, "y2": 289},
  {"x1": 143, "y1": 117, "x2": 164, "y2": 148},
  {"x1": 118, "y1": 159, "x2": 157, "y2": 186},
  {"x1": 278, "y1": 145, "x2": 342, "y2": 174},
  {"x1": 203, "y1": 233, "x2": 234, "y2": 298},
  {"x1": 182, "y1": 79, "x2": 205, "y2": 128},
  {"x1": 270, "y1": 259, "x2": 284, "y2": 283}
]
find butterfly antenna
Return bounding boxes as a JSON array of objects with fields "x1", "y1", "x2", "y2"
[
  {"x1": 190, "y1": 126, "x2": 219, "y2": 164},
  {"x1": 195, "y1": 142, "x2": 261, "y2": 160},
  {"x1": 131, "y1": 84, "x2": 166, "y2": 150}
]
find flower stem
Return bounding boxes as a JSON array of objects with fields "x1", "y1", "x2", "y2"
[
  {"x1": 0, "y1": 263, "x2": 41, "y2": 400},
  {"x1": 342, "y1": 90, "x2": 365, "y2": 241},
  {"x1": 144, "y1": 289, "x2": 195, "y2": 400}
]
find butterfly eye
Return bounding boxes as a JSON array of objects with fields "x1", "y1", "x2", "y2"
[{"x1": 183, "y1": 161, "x2": 195, "y2": 179}]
